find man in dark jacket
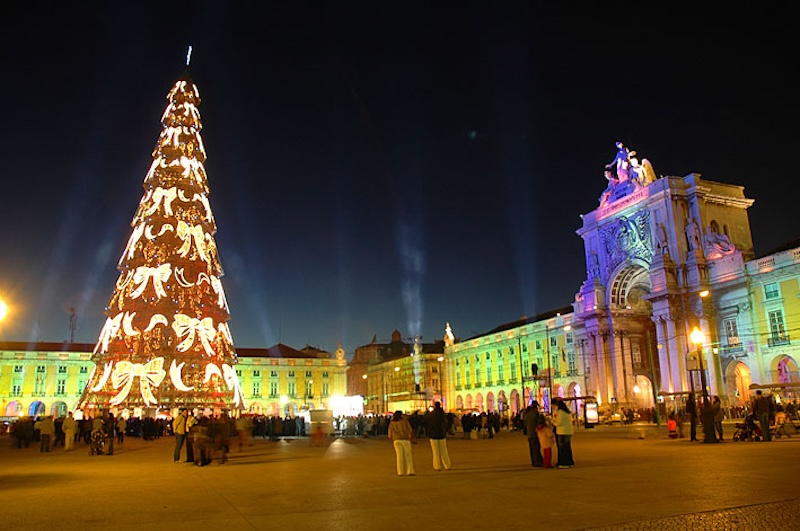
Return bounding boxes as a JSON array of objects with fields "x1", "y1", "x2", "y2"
[
  {"x1": 523, "y1": 402, "x2": 543, "y2": 467},
  {"x1": 424, "y1": 401, "x2": 451, "y2": 471}
]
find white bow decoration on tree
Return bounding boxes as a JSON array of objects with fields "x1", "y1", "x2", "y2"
[
  {"x1": 172, "y1": 314, "x2": 217, "y2": 356},
  {"x1": 176, "y1": 221, "x2": 209, "y2": 262},
  {"x1": 109, "y1": 358, "x2": 166, "y2": 406},
  {"x1": 131, "y1": 264, "x2": 172, "y2": 300}
]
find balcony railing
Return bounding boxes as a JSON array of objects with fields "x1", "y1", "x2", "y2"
[{"x1": 768, "y1": 334, "x2": 790, "y2": 347}]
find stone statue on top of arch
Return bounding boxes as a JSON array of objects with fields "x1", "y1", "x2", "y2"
[{"x1": 600, "y1": 142, "x2": 658, "y2": 206}]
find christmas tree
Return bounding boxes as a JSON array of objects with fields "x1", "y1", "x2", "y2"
[{"x1": 80, "y1": 67, "x2": 244, "y2": 413}]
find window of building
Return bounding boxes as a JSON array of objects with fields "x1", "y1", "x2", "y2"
[
  {"x1": 522, "y1": 343, "x2": 528, "y2": 354},
  {"x1": 36, "y1": 365, "x2": 46, "y2": 373},
  {"x1": 566, "y1": 332, "x2": 574, "y2": 344},
  {"x1": 13, "y1": 365, "x2": 23, "y2": 373},
  {"x1": 510, "y1": 361, "x2": 516, "y2": 382},
  {"x1": 288, "y1": 371, "x2": 295, "y2": 378},
  {"x1": 498, "y1": 364, "x2": 505, "y2": 382},
  {"x1": 79, "y1": 366, "x2": 88, "y2": 374},
  {"x1": 269, "y1": 381, "x2": 279, "y2": 397},
  {"x1": 78, "y1": 380, "x2": 86, "y2": 392},
  {"x1": 322, "y1": 383, "x2": 329, "y2": 397},
  {"x1": 288, "y1": 382, "x2": 296, "y2": 397},
  {"x1": 765, "y1": 282, "x2": 780, "y2": 300},
  {"x1": 724, "y1": 318, "x2": 740, "y2": 347},
  {"x1": 322, "y1": 371, "x2": 329, "y2": 378},
  {"x1": 768, "y1": 309, "x2": 787, "y2": 344},
  {"x1": 550, "y1": 336, "x2": 557, "y2": 348},
  {"x1": 486, "y1": 352, "x2": 490, "y2": 360},
  {"x1": 252, "y1": 381, "x2": 261, "y2": 397},
  {"x1": 58, "y1": 365, "x2": 67, "y2": 374},
  {"x1": 253, "y1": 370, "x2": 260, "y2": 378},
  {"x1": 456, "y1": 371, "x2": 462, "y2": 387},
  {"x1": 34, "y1": 377, "x2": 45, "y2": 395},
  {"x1": 509, "y1": 346, "x2": 515, "y2": 357},
  {"x1": 568, "y1": 351, "x2": 577, "y2": 375},
  {"x1": 271, "y1": 370, "x2": 278, "y2": 378},
  {"x1": 486, "y1": 365, "x2": 492, "y2": 383},
  {"x1": 56, "y1": 379, "x2": 67, "y2": 395},
  {"x1": 12, "y1": 380, "x2": 22, "y2": 396},
  {"x1": 305, "y1": 381, "x2": 313, "y2": 397},
  {"x1": 305, "y1": 370, "x2": 312, "y2": 378},
  {"x1": 236, "y1": 369, "x2": 242, "y2": 378},
  {"x1": 535, "y1": 339, "x2": 542, "y2": 351},
  {"x1": 474, "y1": 366, "x2": 481, "y2": 386}
]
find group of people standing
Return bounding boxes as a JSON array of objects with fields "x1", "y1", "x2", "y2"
[
  {"x1": 523, "y1": 398, "x2": 575, "y2": 469},
  {"x1": 387, "y1": 401, "x2": 451, "y2": 476}
]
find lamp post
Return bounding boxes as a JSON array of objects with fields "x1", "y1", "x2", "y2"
[
  {"x1": 690, "y1": 327, "x2": 718, "y2": 443},
  {"x1": 437, "y1": 356, "x2": 444, "y2": 409}
]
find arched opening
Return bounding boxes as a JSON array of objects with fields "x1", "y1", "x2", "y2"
[
  {"x1": 456, "y1": 395, "x2": 464, "y2": 410},
  {"x1": 50, "y1": 401, "x2": 68, "y2": 418},
  {"x1": 728, "y1": 361, "x2": 753, "y2": 409},
  {"x1": 609, "y1": 264, "x2": 651, "y2": 311},
  {"x1": 248, "y1": 401, "x2": 264, "y2": 415},
  {"x1": 775, "y1": 356, "x2": 799, "y2": 384},
  {"x1": 509, "y1": 389, "x2": 520, "y2": 414},
  {"x1": 633, "y1": 375, "x2": 654, "y2": 409},
  {"x1": 29, "y1": 401, "x2": 45, "y2": 417},
  {"x1": 465, "y1": 394, "x2": 473, "y2": 410},
  {"x1": 5, "y1": 401, "x2": 22, "y2": 416},
  {"x1": 486, "y1": 392, "x2": 495, "y2": 413},
  {"x1": 475, "y1": 393, "x2": 484, "y2": 413}
]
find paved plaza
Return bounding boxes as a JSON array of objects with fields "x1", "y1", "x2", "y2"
[{"x1": 1, "y1": 423, "x2": 799, "y2": 530}]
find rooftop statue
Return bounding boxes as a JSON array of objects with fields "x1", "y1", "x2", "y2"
[{"x1": 599, "y1": 142, "x2": 658, "y2": 207}]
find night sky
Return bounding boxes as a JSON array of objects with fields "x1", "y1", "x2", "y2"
[{"x1": 0, "y1": 3, "x2": 796, "y2": 358}]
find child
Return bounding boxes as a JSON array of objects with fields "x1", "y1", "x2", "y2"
[
  {"x1": 667, "y1": 413, "x2": 678, "y2": 439},
  {"x1": 536, "y1": 415, "x2": 556, "y2": 469}
]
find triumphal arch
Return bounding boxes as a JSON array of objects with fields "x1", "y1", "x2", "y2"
[{"x1": 574, "y1": 143, "x2": 754, "y2": 410}]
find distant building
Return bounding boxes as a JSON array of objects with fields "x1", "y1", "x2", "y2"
[
  {"x1": 1, "y1": 341, "x2": 348, "y2": 418},
  {"x1": 349, "y1": 330, "x2": 444, "y2": 413},
  {"x1": 236, "y1": 343, "x2": 348, "y2": 416}
]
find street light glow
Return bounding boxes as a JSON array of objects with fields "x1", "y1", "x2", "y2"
[
  {"x1": 0, "y1": 298, "x2": 7, "y2": 321},
  {"x1": 690, "y1": 327, "x2": 705, "y2": 346}
]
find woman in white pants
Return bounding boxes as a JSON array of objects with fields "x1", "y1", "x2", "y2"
[{"x1": 388, "y1": 411, "x2": 415, "y2": 476}]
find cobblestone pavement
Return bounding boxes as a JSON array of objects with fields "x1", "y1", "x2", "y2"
[
  {"x1": 585, "y1": 499, "x2": 800, "y2": 530},
  {"x1": 1, "y1": 422, "x2": 798, "y2": 530}
]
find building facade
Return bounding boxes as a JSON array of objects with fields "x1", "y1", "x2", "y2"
[
  {"x1": 1, "y1": 341, "x2": 348, "y2": 419},
  {"x1": 349, "y1": 330, "x2": 445, "y2": 414}
]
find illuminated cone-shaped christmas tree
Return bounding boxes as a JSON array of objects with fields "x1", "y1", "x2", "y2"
[{"x1": 81, "y1": 70, "x2": 244, "y2": 413}]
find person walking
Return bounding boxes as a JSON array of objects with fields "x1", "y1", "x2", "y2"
[
  {"x1": 424, "y1": 401, "x2": 451, "y2": 471},
  {"x1": 104, "y1": 412, "x2": 116, "y2": 455},
  {"x1": 63, "y1": 412, "x2": 78, "y2": 451},
  {"x1": 173, "y1": 409, "x2": 188, "y2": 462},
  {"x1": 753, "y1": 390, "x2": 772, "y2": 442},
  {"x1": 711, "y1": 396, "x2": 723, "y2": 441},
  {"x1": 686, "y1": 394, "x2": 698, "y2": 442},
  {"x1": 37, "y1": 416, "x2": 55, "y2": 453},
  {"x1": 387, "y1": 411, "x2": 415, "y2": 476},
  {"x1": 553, "y1": 399, "x2": 575, "y2": 468},
  {"x1": 116, "y1": 416, "x2": 127, "y2": 445},
  {"x1": 523, "y1": 402, "x2": 543, "y2": 468}
]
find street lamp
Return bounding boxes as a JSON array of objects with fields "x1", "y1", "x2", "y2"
[
  {"x1": 690, "y1": 327, "x2": 718, "y2": 443},
  {"x1": 437, "y1": 356, "x2": 444, "y2": 409}
]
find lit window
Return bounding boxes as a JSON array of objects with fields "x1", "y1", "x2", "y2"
[{"x1": 58, "y1": 366, "x2": 67, "y2": 374}]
